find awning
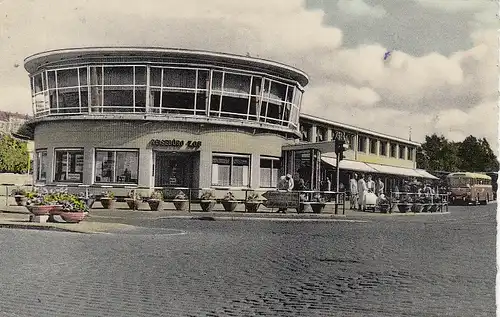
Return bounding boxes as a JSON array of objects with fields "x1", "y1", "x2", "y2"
[
  {"x1": 321, "y1": 157, "x2": 378, "y2": 173},
  {"x1": 414, "y1": 169, "x2": 439, "y2": 180},
  {"x1": 365, "y1": 163, "x2": 422, "y2": 178}
]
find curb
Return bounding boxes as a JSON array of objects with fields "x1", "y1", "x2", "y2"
[
  {"x1": 0, "y1": 222, "x2": 92, "y2": 234},
  {"x1": 159, "y1": 215, "x2": 367, "y2": 222}
]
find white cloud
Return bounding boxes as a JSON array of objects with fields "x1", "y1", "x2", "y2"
[
  {"x1": 337, "y1": 0, "x2": 387, "y2": 18},
  {"x1": 0, "y1": 0, "x2": 496, "y2": 153},
  {"x1": 414, "y1": 0, "x2": 493, "y2": 12}
]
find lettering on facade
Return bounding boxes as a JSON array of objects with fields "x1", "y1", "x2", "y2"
[{"x1": 150, "y1": 139, "x2": 202, "y2": 148}]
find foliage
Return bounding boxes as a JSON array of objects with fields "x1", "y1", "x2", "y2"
[
  {"x1": 11, "y1": 187, "x2": 26, "y2": 196},
  {"x1": 127, "y1": 190, "x2": 142, "y2": 200},
  {"x1": 101, "y1": 191, "x2": 115, "y2": 199},
  {"x1": 25, "y1": 188, "x2": 88, "y2": 211},
  {"x1": 312, "y1": 193, "x2": 325, "y2": 203},
  {"x1": 200, "y1": 190, "x2": 215, "y2": 200},
  {"x1": 417, "y1": 133, "x2": 498, "y2": 172},
  {"x1": 0, "y1": 134, "x2": 29, "y2": 173},
  {"x1": 174, "y1": 191, "x2": 187, "y2": 200},
  {"x1": 223, "y1": 192, "x2": 236, "y2": 201},
  {"x1": 246, "y1": 192, "x2": 260, "y2": 202},
  {"x1": 149, "y1": 190, "x2": 163, "y2": 200}
]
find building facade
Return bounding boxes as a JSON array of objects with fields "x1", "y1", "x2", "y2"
[
  {"x1": 24, "y1": 47, "x2": 307, "y2": 195},
  {"x1": 25, "y1": 47, "x2": 435, "y2": 196}
]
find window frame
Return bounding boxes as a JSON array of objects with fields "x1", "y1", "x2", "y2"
[
  {"x1": 390, "y1": 143, "x2": 397, "y2": 158},
  {"x1": 211, "y1": 152, "x2": 251, "y2": 187},
  {"x1": 369, "y1": 139, "x2": 377, "y2": 155},
  {"x1": 93, "y1": 148, "x2": 140, "y2": 185},
  {"x1": 259, "y1": 156, "x2": 281, "y2": 188},
  {"x1": 53, "y1": 148, "x2": 85, "y2": 183},
  {"x1": 35, "y1": 149, "x2": 48, "y2": 183}
]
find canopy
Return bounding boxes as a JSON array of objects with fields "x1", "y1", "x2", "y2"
[
  {"x1": 321, "y1": 157, "x2": 378, "y2": 173},
  {"x1": 414, "y1": 169, "x2": 439, "y2": 180},
  {"x1": 366, "y1": 163, "x2": 422, "y2": 178}
]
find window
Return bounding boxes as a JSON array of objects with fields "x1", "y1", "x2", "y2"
[
  {"x1": 35, "y1": 150, "x2": 48, "y2": 182},
  {"x1": 94, "y1": 149, "x2": 139, "y2": 184},
  {"x1": 369, "y1": 139, "x2": 377, "y2": 154},
  {"x1": 407, "y1": 147, "x2": 413, "y2": 160},
  {"x1": 212, "y1": 154, "x2": 250, "y2": 187},
  {"x1": 358, "y1": 136, "x2": 366, "y2": 152},
  {"x1": 399, "y1": 146, "x2": 405, "y2": 159},
  {"x1": 380, "y1": 141, "x2": 387, "y2": 156},
  {"x1": 390, "y1": 144, "x2": 397, "y2": 158},
  {"x1": 54, "y1": 149, "x2": 84, "y2": 182},
  {"x1": 260, "y1": 158, "x2": 281, "y2": 188}
]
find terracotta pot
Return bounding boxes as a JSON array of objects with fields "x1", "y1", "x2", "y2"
[
  {"x1": 14, "y1": 195, "x2": 27, "y2": 206},
  {"x1": 245, "y1": 202, "x2": 260, "y2": 213},
  {"x1": 48, "y1": 205, "x2": 64, "y2": 215},
  {"x1": 60, "y1": 212, "x2": 86, "y2": 223},
  {"x1": 397, "y1": 203, "x2": 411, "y2": 213},
  {"x1": 125, "y1": 198, "x2": 141, "y2": 210},
  {"x1": 200, "y1": 200, "x2": 216, "y2": 212},
  {"x1": 310, "y1": 202, "x2": 325, "y2": 214},
  {"x1": 100, "y1": 198, "x2": 115, "y2": 209},
  {"x1": 221, "y1": 200, "x2": 238, "y2": 212},
  {"x1": 173, "y1": 199, "x2": 189, "y2": 211},
  {"x1": 379, "y1": 204, "x2": 391, "y2": 213},
  {"x1": 148, "y1": 199, "x2": 163, "y2": 211},
  {"x1": 28, "y1": 205, "x2": 55, "y2": 215}
]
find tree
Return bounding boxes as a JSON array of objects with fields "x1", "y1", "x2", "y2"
[
  {"x1": 0, "y1": 134, "x2": 29, "y2": 173},
  {"x1": 457, "y1": 136, "x2": 499, "y2": 172}
]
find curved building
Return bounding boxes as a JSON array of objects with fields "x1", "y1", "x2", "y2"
[{"x1": 25, "y1": 47, "x2": 308, "y2": 191}]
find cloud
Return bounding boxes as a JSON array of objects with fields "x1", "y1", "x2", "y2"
[
  {"x1": 0, "y1": 0, "x2": 496, "y2": 154},
  {"x1": 337, "y1": 0, "x2": 387, "y2": 18},
  {"x1": 414, "y1": 0, "x2": 494, "y2": 12}
]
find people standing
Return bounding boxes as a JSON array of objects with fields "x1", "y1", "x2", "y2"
[
  {"x1": 375, "y1": 177, "x2": 384, "y2": 196},
  {"x1": 358, "y1": 174, "x2": 367, "y2": 211},
  {"x1": 276, "y1": 175, "x2": 288, "y2": 213},
  {"x1": 349, "y1": 173, "x2": 358, "y2": 210},
  {"x1": 366, "y1": 175, "x2": 375, "y2": 194}
]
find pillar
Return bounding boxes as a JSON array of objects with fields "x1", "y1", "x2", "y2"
[{"x1": 309, "y1": 125, "x2": 317, "y2": 143}]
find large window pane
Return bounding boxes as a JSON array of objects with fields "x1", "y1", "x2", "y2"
[
  {"x1": 57, "y1": 68, "x2": 79, "y2": 88},
  {"x1": 36, "y1": 150, "x2": 48, "y2": 182},
  {"x1": 95, "y1": 150, "x2": 139, "y2": 184},
  {"x1": 150, "y1": 67, "x2": 162, "y2": 87},
  {"x1": 104, "y1": 67, "x2": 133, "y2": 85},
  {"x1": 212, "y1": 155, "x2": 250, "y2": 187},
  {"x1": 103, "y1": 87, "x2": 133, "y2": 111},
  {"x1": 221, "y1": 96, "x2": 249, "y2": 118},
  {"x1": 260, "y1": 158, "x2": 281, "y2": 188},
  {"x1": 269, "y1": 82, "x2": 286, "y2": 101},
  {"x1": 47, "y1": 71, "x2": 57, "y2": 89},
  {"x1": 197, "y1": 70, "x2": 209, "y2": 90},
  {"x1": 134, "y1": 66, "x2": 147, "y2": 86},
  {"x1": 211, "y1": 71, "x2": 223, "y2": 91},
  {"x1": 58, "y1": 89, "x2": 80, "y2": 113},
  {"x1": 54, "y1": 149, "x2": 84, "y2": 182},
  {"x1": 223, "y1": 73, "x2": 251, "y2": 95},
  {"x1": 163, "y1": 68, "x2": 196, "y2": 88},
  {"x1": 162, "y1": 91, "x2": 195, "y2": 113}
]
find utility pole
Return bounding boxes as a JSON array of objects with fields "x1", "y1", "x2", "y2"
[{"x1": 334, "y1": 131, "x2": 348, "y2": 214}]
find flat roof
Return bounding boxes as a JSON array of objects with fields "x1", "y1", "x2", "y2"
[
  {"x1": 299, "y1": 113, "x2": 421, "y2": 146},
  {"x1": 24, "y1": 47, "x2": 309, "y2": 86},
  {"x1": 446, "y1": 172, "x2": 492, "y2": 180}
]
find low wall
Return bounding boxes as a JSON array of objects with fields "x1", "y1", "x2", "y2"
[{"x1": 0, "y1": 173, "x2": 32, "y2": 186}]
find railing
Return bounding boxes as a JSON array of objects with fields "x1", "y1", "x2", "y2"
[
  {"x1": 389, "y1": 191, "x2": 449, "y2": 213},
  {"x1": 1, "y1": 183, "x2": 346, "y2": 214}
]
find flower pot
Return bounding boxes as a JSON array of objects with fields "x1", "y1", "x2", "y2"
[
  {"x1": 173, "y1": 199, "x2": 189, "y2": 211},
  {"x1": 125, "y1": 198, "x2": 141, "y2": 210},
  {"x1": 28, "y1": 205, "x2": 53, "y2": 215},
  {"x1": 14, "y1": 195, "x2": 27, "y2": 206},
  {"x1": 310, "y1": 202, "x2": 325, "y2": 214},
  {"x1": 200, "y1": 200, "x2": 216, "y2": 212},
  {"x1": 429, "y1": 204, "x2": 438, "y2": 212},
  {"x1": 221, "y1": 200, "x2": 238, "y2": 212},
  {"x1": 100, "y1": 198, "x2": 115, "y2": 209},
  {"x1": 49, "y1": 205, "x2": 64, "y2": 215},
  {"x1": 147, "y1": 199, "x2": 163, "y2": 211},
  {"x1": 379, "y1": 204, "x2": 391, "y2": 213},
  {"x1": 60, "y1": 212, "x2": 86, "y2": 223},
  {"x1": 397, "y1": 203, "x2": 411, "y2": 213},
  {"x1": 421, "y1": 204, "x2": 431, "y2": 212},
  {"x1": 411, "y1": 203, "x2": 424, "y2": 213},
  {"x1": 245, "y1": 201, "x2": 260, "y2": 213},
  {"x1": 296, "y1": 202, "x2": 312, "y2": 214}
]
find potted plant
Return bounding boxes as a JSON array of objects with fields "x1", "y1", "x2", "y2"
[
  {"x1": 397, "y1": 195, "x2": 412, "y2": 213},
  {"x1": 11, "y1": 187, "x2": 27, "y2": 206},
  {"x1": 221, "y1": 191, "x2": 238, "y2": 212},
  {"x1": 77, "y1": 191, "x2": 95, "y2": 209},
  {"x1": 296, "y1": 193, "x2": 312, "y2": 214},
  {"x1": 147, "y1": 190, "x2": 164, "y2": 211},
  {"x1": 310, "y1": 193, "x2": 326, "y2": 214},
  {"x1": 173, "y1": 191, "x2": 189, "y2": 211},
  {"x1": 378, "y1": 195, "x2": 391, "y2": 213},
  {"x1": 125, "y1": 190, "x2": 143, "y2": 210},
  {"x1": 25, "y1": 189, "x2": 63, "y2": 216},
  {"x1": 421, "y1": 196, "x2": 432, "y2": 212},
  {"x1": 411, "y1": 196, "x2": 425, "y2": 213},
  {"x1": 199, "y1": 190, "x2": 216, "y2": 212},
  {"x1": 100, "y1": 191, "x2": 115, "y2": 209},
  {"x1": 60, "y1": 194, "x2": 89, "y2": 223},
  {"x1": 245, "y1": 192, "x2": 261, "y2": 213}
]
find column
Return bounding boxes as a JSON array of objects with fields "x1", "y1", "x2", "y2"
[
  {"x1": 376, "y1": 140, "x2": 380, "y2": 156},
  {"x1": 327, "y1": 128, "x2": 333, "y2": 142},
  {"x1": 309, "y1": 125, "x2": 317, "y2": 143},
  {"x1": 365, "y1": 137, "x2": 370, "y2": 154},
  {"x1": 251, "y1": 153, "x2": 261, "y2": 189},
  {"x1": 386, "y1": 141, "x2": 390, "y2": 157},
  {"x1": 138, "y1": 148, "x2": 153, "y2": 188}
]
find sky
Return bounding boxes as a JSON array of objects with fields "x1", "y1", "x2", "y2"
[{"x1": 0, "y1": 0, "x2": 498, "y2": 152}]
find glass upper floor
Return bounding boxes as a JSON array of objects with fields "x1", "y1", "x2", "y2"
[{"x1": 29, "y1": 64, "x2": 304, "y2": 133}]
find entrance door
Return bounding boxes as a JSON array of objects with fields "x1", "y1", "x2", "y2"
[{"x1": 154, "y1": 152, "x2": 196, "y2": 187}]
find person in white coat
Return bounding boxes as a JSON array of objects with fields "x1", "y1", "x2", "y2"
[
  {"x1": 357, "y1": 174, "x2": 368, "y2": 211},
  {"x1": 349, "y1": 173, "x2": 358, "y2": 210}
]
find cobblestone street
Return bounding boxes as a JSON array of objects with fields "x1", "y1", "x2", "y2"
[{"x1": 0, "y1": 204, "x2": 495, "y2": 316}]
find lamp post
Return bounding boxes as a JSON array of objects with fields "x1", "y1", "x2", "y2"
[{"x1": 334, "y1": 131, "x2": 348, "y2": 214}]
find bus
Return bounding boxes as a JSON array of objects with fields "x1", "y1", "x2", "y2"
[{"x1": 447, "y1": 172, "x2": 493, "y2": 205}]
